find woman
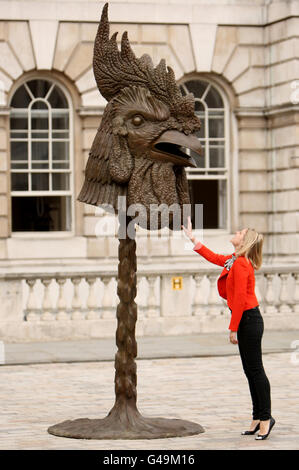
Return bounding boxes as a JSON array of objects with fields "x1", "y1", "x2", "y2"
[{"x1": 181, "y1": 217, "x2": 275, "y2": 440}]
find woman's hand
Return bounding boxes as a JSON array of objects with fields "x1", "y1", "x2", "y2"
[
  {"x1": 229, "y1": 331, "x2": 238, "y2": 344},
  {"x1": 181, "y1": 216, "x2": 195, "y2": 243}
]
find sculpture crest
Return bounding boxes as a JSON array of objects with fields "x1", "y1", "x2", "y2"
[
  {"x1": 77, "y1": 3, "x2": 202, "y2": 230},
  {"x1": 48, "y1": 3, "x2": 205, "y2": 441}
]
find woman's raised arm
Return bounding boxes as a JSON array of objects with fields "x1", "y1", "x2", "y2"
[
  {"x1": 193, "y1": 243, "x2": 232, "y2": 267},
  {"x1": 181, "y1": 216, "x2": 232, "y2": 267}
]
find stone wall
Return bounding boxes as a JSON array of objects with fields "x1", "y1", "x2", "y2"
[
  {"x1": 0, "y1": 112, "x2": 9, "y2": 247},
  {"x1": 0, "y1": 0, "x2": 298, "y2": 267},
  {"x1": 265, "y1": 17, "x2": 299, "y2": 262}
]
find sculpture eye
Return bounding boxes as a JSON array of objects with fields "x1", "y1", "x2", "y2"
[{"x1": 131, "y1": 115, "x2": 144, "y2": 127}]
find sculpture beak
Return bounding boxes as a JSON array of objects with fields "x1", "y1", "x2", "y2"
[{"x1": 150, "y1": 130, "x2": 202, "y2": 168}]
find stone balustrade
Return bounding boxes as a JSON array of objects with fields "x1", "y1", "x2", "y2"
[{"x1": 0, "y1": 264, "x2": 298, "y2": 341}]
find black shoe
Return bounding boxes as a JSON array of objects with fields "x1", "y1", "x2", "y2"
[
  {"x1": 255, "y1": 417, "x2": 275, "y2": 440},
  {"x1": 241, "y1": 422, "x2": 260, "y2": 435}
]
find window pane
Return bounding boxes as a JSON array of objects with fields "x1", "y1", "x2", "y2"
[
  {"x1": 195, "y1": 100, "x2": 205, "y2": 112},
  {"x1": 52, "y1": 131, "x2": 69, "y2": 139},
  {"x1": 32, "y1": 162, "x2": 49, "y2": 169},
  {"x1": 11, "y1": 173, "x2": 28, "y2": 191},
  {"x1": 32, "y1": 101, "x2": 48, "y2": 110},
  {"x1": 205, "y1": 86, "x2": 224, "y2": 108},
  {"x1": 52, "y1": 161, "x2": 70, "y2": 169},
  {"x1": 10, "y1": 114, "x2": 28, "y2": 130},
  {"x1": 198, "y1": 116, "x2": 205, "y2": 139},
  {"x1": 10, "y1": 85, "x2": 31, "y2": 108},
  {"x1": 31, "y1": 110, "x2": 49, "y2": 129},
  {"x1": 209, "y1": 147, "x2": 225, "y2": 167},
  {"x1": 32, "y1": 173, "x2": 49, "y2": 190},
  {"x1": 183, "y1": 80, "x2": 208, "y2": 99},
  {"x1": 188, "y1": 179, "x2": 221, "y2": 229},
  {"x1": 52, "y1": 173, "x2": 70, "y2": 190},
  {"x1": 209, "y1": 118, "x2": 224, "y2": 138},
  {"x1": 52, "y1": 141, "x2": 69, "y2": 161},
  {"x1": 11, "y1": 162, "x2": 28, "y2": 169},
  {"x1": 31, "y1": 131, "x2": 49, "y2": 139},
  {"x1": 52, "y1": 112, "x2": 69, "y2": 130},
  {"x1": 27, "y1": 79, "x2": 52, "y2": 98},
  {"x1": 10, "y1": 132, "x2": 28, "y2": 138},
  {"x1": 209, "y1": 109, "x2": 224, "y2": 117},
  {"x1": 32, "y1": 141, "x2": 48, "y2": 161},
  {"x1": 48, "y1": 86, "x2": 68, "y2": 108},
  {"x1": 11, "y1": 141, "x2": 28, "y2": 161},
  {"x1": 209, "y1": 140, "x2": 225, "y2": 146},
  {"x1": 11, "y1": 196, "x2": 71, "y2": 231},
  {"x1": 179, "y1": 85, "x2": 188, "y2": 96}
]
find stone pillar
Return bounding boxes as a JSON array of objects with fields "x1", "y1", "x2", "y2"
[{"x1": 0, "y1": 109, "x2": 10, "y2": 248}]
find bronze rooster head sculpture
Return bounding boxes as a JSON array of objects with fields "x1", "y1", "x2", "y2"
[{"x1": 78, "y1": 3, "x2": 202, "y2": 230}]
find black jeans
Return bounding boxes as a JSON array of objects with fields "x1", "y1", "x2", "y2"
[{"x1": 230, "y1": 306, "x2": 272, "y2": 421}]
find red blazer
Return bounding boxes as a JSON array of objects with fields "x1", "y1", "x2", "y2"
[{"x1": 193, "y1": 242, "x2": 259, "y2": 331}]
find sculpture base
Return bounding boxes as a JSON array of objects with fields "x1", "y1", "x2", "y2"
[{"x1": 48, "y1": 415, "x2": 204, "y2": 440}]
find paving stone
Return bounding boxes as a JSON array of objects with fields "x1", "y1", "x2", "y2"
[
  {"x1": 0, "y1": 352, "x2": 298, "y2": 450},
  {"x1": 3, "y1": 330, "x2": 298, "y2": 365}
]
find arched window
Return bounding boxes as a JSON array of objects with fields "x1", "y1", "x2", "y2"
[
  {"x1": 9, "y1": 79, "x2": 73, "y2": 232},
  {"x1": 180, "y1": 79, "x2": 229, "y2": 230}
]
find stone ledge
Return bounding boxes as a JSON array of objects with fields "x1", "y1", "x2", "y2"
[{"x1": 1, "y1": 312, "x2": 299, "y2": 343}]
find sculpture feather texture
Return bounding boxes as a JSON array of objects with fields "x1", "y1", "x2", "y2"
[
  {"x1": 48, "y1": 3, "x2": 205, "y2": 441},
  {"x1": 77, "y1": 2, "x2": 201, "y2": 230}
]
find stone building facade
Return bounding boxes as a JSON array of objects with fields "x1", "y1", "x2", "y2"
[{"x1": 0, "y1": 0, "x2": 298, "y2": 341}]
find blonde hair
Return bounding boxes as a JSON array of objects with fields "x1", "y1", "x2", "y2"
[{"x1": 235, "y1": 228, "x2": 264, "y2": 270}]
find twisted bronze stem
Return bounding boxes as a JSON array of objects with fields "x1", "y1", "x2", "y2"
[
  {"x1": 48, "y1": 216, "x2": 204, "y2": 439},
  {"x1": 107, "y1": 215, "x2": 140, "y2": 422}
]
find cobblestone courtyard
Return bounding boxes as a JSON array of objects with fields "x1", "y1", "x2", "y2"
[{"x1": 0, "y1": 352, "x2": 298, "y2": 450}]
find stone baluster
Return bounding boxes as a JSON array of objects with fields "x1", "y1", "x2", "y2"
[
  {"x1": 207, "y1": 273, "x2": 221, "y2": 316},
  {"x1": 192, "y1": 274, "x2": 205, "y2": 316},
  {"x1": 145, "y1": 274, "x2": 160, "y2": 317},
  {"x1": 56, "y1": 278, "x2": 69, "y2": 321},
  {"x1": 25, "y1": 278, "x2": 39, "y2": 321},
  {"x1": 291, "y1": 273, "x2": 299, "y2": 314},
  {"x1": 221, "y1": 299, "x2": 231, "y2": 317},
  {"x1": 278, "y1": 273, "x2": 292, "y2": 313},
  {"x1": 101, "y1": 276, "x2": 115, "y2": 318},
  {"x1": 71, "y1": 277, "x2": 83, "y2": 320},
  {"x1": 41, "y1": 278, "x2": 54, "y2": 321},
  {"x1": 264, "y1": 273, "x2": 277, "y2": 314},
  {"x1": 86, "y1": 276, "x2": 99, "y2": 320},
  {"x1": 112, "y1": 276, "x2": 119, "y2": 311}
]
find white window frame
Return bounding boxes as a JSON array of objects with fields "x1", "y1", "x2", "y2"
[
  {"x1": 9, "y1": 77, "x2": 75, "y2": 237},
  {"x1": 180, "y1": 78, "x2": 231, "y2": 234}
]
